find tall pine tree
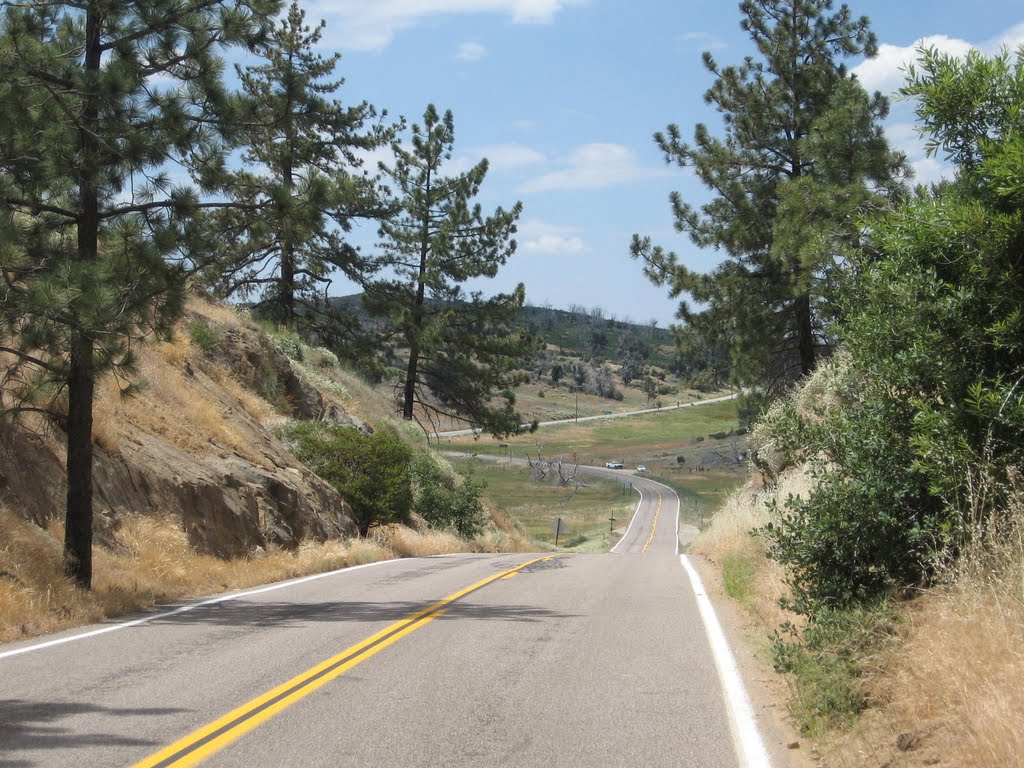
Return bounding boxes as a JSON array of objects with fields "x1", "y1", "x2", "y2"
[
  {"x1": 208, "y1": 1, "x2": 396, "y2": 333},
  {"x1": 631, "y1": 0, "x2": 905, "y2": 393},
  {"x1": 0, "y1": 0, "x2": 278, "y2": 588},
  {"x1": 363, "y1": 105, "x2": 535, "y2": 438}
]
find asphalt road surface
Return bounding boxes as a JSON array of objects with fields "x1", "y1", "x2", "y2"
[{"x1": 0, "y1": 484, "x2": 768, "y2": 768}]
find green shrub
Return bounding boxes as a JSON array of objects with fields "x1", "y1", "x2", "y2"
[
  {"x1": 279, "y1": 422, "x2": 412, "y2": 535},
  {"x1": 189, "y1": 319, "x2": 220, "y2": 353},
  {"x1": 773, "y1": 603, "x2": 896, "y2": 736},
  {"x1": 411, "y1": 453, "x2": 487, "y2": 538}
]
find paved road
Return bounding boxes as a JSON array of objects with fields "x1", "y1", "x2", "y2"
[{"x1": 0, "y1": 489, "x2": 766, "y2": 767}]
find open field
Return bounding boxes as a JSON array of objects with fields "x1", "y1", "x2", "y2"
[
  {"x1": 448, "y1": 398, "x2": 749, "y2": 546},
  {"x1": 444, "y1": 398, "x2": 743, "y2": 462},
  {"x1": 450, "y1": 458, "x2": 636, "y2": 550},
  {"x1": 508, "y1": 381, "x2": 733, "y2": 424}
]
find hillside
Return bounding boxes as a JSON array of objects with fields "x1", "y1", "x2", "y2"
[
  {"x1": 0, "y1": 295, "x2": 531, "y2": 642},
  {"x1": 329, "y1": 292, "x2": 678, "y2": 368}
]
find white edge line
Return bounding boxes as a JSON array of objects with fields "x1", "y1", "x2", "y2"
[
  {"x1": 0, "y1": 558, "x2": 402, "y2": 662},
  {"x1": 674, "y1": 487, "x2": 680, "y2": 555},
  {"x1": 681, "y1": 554, "x2": 772, "y2": 768},
  {"x1": 609, "y1": 484, "x2": 643, "y2": 553}
]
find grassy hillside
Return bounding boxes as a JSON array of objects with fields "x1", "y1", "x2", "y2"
[{"x1": 0, "y1": 295, "x2": 533, "y2": 643}]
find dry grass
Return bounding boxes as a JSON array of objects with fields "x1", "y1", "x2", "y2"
[
  {"x1": 823, "y1": 514, "x2": 1024, "y2": 768},
  {"x1": 92, "y1": 335, "x2": 270, "y2": 464},
  {"x1": 377, "y1": 525, "x2": 467, "y2": 557},
  {"x1": 692, "y1": 467, "x2": 811, "y2": 630},
  {"x1": 874, "y1": 586, "x2": 1024, "y2": 767},
  {"x1": 477, "y1": 506, "x2": 535, "y2": 552},
  {"x1": 214, "y1": 365, "x2": 279, "y2": 423},
  {"x1": 185, "y1": 295, "x2": 254, "y2": 329},
  {"x1": 0, "y1": 506, "x2": 362, "y2": 643},
  {"x1": 0, "y1": 501, "x2": 538, "y2": 643}
]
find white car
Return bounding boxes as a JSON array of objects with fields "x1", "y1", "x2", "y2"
[
  {"x1": 605, "y1": 461, "x2": 624, "y2": 469},
  {"x1": 636, "y1": 465, "x2": 647, "y2": 473}
]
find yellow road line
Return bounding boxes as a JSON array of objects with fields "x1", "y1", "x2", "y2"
[
  {"x1": 133, "y1": 555, "x2": 562, "y2": 768},
  {"x1": 642, "y1": 490, "x2": 663, "y2": 554}
]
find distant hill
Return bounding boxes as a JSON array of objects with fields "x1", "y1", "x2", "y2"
[{"x1": 328, "y1": 293, "x2": 678, "y2": 369}]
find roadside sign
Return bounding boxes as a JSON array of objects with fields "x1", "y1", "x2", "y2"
[{"x1": 552, "y1": 517, "x2": 568, "y2": 545}]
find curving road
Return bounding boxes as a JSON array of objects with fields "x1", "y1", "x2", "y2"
[{"x1": 0, "y1": 482, "x2": 772, "y2": 768}]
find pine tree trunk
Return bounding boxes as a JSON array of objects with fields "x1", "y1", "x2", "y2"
[
  {"x1": 403, "y1": 168, "x2": 432, "y2": 421},
  {"x1": 795, "y1": 291, "x2": 815, "y2": 376},
  {"x1": 403, "y1": 337, "x2": 419, "y2": 421},
  {"x1": 64, "y1": 336, "x2": 95, "y2": 588},
  {"x1": 280, "y1": 247, "x2": 295, "y2": 322},
  {"x1": 63, "y1": 4, "x2": 102, "y2": 589}
]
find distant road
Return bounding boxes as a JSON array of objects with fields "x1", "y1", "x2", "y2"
[
  {"x1": 435, "y1": 391, "x2": 740, "y2": 438},
  {"x1": 0, "y1": 470, "x2": 776, "y2": 768}
]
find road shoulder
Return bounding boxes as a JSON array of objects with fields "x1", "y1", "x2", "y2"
[{"x1": 688, "y1": 554, "x2": 821, "y2": 768}]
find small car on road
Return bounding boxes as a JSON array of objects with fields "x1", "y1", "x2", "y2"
[{"x1": 636, "y1": 465, "x2": 647, "y2": 473}]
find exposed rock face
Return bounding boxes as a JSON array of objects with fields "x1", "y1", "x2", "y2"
[
  {"x1": 209, "y1": 325, "x2": 326, "y2": 420},
  {"x1": 0, "y1": 417, "x2": 355, "y2": 558},
  {"x1": 0, "y1": 301, "x2": 366, "y2": 557},
  {"x1": 95, "y1": 430, "x2": 355, "y2": 556}
]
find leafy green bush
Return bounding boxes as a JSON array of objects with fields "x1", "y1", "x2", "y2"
[
  {"x1": 279, "y1": 422, "x2": 412, "y2": 536},
  {"x1": 410, "y1": 453, "x2": 487, "y2": 538},
  {"x1": 759, "y1": 47, "x2": 1024, "y2": 614}
]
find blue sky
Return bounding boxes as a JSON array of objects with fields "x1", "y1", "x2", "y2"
[{"x1": 298, "y1": 1, "x2": 1024, "y2": 327}]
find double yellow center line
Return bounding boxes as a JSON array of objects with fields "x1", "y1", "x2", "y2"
[
  {"x1": 642, "y1": 489, "x2": 663, "y2": 554},
  {"x1": 133, "y1": 554, "x2": 562, "y2": 768}
]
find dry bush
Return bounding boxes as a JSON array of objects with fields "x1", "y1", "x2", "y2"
[
  {"x1": 344, "y1": 537, "x2": 391, "y2": 565},
  {"x1": 380, "y1": 525, "x2": 467, "y2": 557}
]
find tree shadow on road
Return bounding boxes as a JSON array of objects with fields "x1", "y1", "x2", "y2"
[
  {"x1": 0, "y1": 699, "x2": 185, "y2": 766},
  {"x1": 138, "y1": 598, "x2": 577, "y2": 629}
]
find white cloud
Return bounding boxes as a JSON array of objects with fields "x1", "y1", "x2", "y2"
[
  {"x1": 910, "y1": 157, "x2": 949, "y2": 188},
  {"x1": 518, "y1": 220, "x2": 588, "y2": 255},
  {"x1": 677, "y1": 31, "x2": 725, "y2": 50},
  {"x1": 456, "y1": 41, "x2": 487, "y2": 61},
  {"x1": 519, "y1": 143, "x2": 670, "y2": 193},
  {"x1": 473, "y1": 143, "x2": 545, "y2": 171},
  {"x1": 852, "y1": 22, "x2": 1024, "y2": 96},
  {"x1": 308, "y1": 0, "x2": 588, "y2": 51}
]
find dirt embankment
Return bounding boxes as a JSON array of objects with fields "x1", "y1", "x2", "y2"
[{"x1": 0, "y1": 297, "x2": 366, "y2": 558}]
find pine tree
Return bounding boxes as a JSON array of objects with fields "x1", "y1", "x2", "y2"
[
  {"x1": 631, "y1": 0, "x2": 905, "y2": 392},
  {"x1": 207, "y1": 1, "x2": 396, "y2": 332},
  {"x1": 0, "y1": 0, "x2": 279, "y2": 588},
  {"x1": 363, "y1": 105, "x2": 535, "y2": 438}
]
